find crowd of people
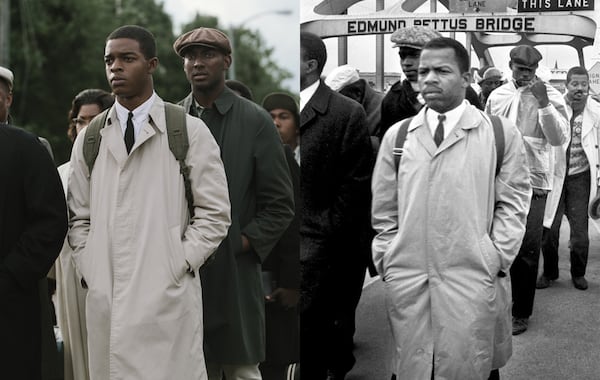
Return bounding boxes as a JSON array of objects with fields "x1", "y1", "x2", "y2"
[{"x1": 1, "y1": 21, "x2": 599, "y2": 380}]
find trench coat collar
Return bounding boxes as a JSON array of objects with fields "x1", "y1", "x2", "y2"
[
  {"x1": 409, "y1": 102, "x2": 481, "y2": 157},
  {"x1": 300, "y1": 80, "x2": 329, "y2": 129},
  {"x1": 101, "y1": 96, "x2": 166, "y2": 166}
]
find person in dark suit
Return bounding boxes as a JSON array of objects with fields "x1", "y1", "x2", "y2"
[
  {"x1": 0, "y1": 124, "x2": 68, "y2": 379},
  {"x1": 300, "y1": 31, "x2": 374, "y2": 380}
]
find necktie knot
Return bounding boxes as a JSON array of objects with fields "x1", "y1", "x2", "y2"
[
  {"x1": 434, "y1": 113, "x2": 445, "y2": 147},
  {"x1": 125, "y1": 111, "x2": 135, "y2": 154}
]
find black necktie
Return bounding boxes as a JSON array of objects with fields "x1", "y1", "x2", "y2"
[
  {"x1": 125, "y1": 111, "x2": 135, "y2": 154},
  {"x1": 434, "y1": 114, "x2": 446, "y2": 147}
]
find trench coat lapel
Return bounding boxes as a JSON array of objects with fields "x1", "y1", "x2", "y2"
[
  {"x1": 409, "y1": 109, "x2": 437, "y2": 158},
  {"x1": 101, "y1": 110, "x2": 129, "y2": 168}
]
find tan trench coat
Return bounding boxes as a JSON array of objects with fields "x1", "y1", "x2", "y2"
[
  {"x1": 371, "y1": 104, "x2": 531, "y2": 379},
  {"x1": 57, "y1": 162, "x2": 90, "y2": 380},
  {"x1": 68, "y1": 96, "x2": 231, "y2": 380},
  {"x1": 544, "y1": 96, "x2": 600, "y2": 227}
]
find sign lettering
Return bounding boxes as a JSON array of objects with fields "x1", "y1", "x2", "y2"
[
  {"x1": 346, "y1": 16, "x2": 536, "y2": 35},
  {"x1": 518, "y1": 0, "x2": 593, "y2": 12}
]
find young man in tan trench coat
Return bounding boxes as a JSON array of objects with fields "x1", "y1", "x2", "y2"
[
  {"x1": 372, "y1": 37, "x2": 531, "y2": 380},
  {"x1": 68, "y1": 25, "x2": 231, "y2": 380}
]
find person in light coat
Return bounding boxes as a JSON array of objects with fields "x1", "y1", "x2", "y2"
[
  {"x1": 540, "y1": 66, "x2": 600, "y2": 290},
  {"x1": 372, "y1": 37, "x2": 531, "y2": 380},
  {"x1": 68, "y1": 25, "x2": 231, "y2": 380},
  {"x1": 56, "y1": 89, "x2": 114, "y2": 380},
  {"x1": 485, "y1": 45, "x2": 569, "y2": 335}
]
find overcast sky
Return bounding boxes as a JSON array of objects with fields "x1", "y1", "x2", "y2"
[{"x1": 162, "y1": 0, "x2": 300, "y2": 93}]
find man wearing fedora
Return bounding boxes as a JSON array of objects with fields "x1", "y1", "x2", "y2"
[
  {"x1": 173, "y1": 27, "x2": 295, "y2": 380},
  {"x1": 486, "y1": 45, "x2": 569, "y2": 335}
]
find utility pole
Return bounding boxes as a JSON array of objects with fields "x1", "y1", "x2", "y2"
[{"x1": 0, "y1": 0, "x2": 9, "y2": 67}]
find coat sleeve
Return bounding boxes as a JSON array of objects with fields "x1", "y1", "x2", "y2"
[
  {"x1": 181, "y1": 116, "x2": 232, "y2": 270},
  {"x1": 371, "y1": 122, "x2": 401, "y2": 276},
  {"x1": 3, "y1": 133, "x2": 67, "y2": 290},
  {"x1": 491, "y1": 117, "x2": 532, "y2": 272},
  {"x1": 241, "y1": 113, "x2": 295, "y2": 262},
  {"x1": 538, "y1": 84, "x2": 569, "y2": 147},
  {"x1": 67, "y1": 128, "x2": 92, "y2": 278}
]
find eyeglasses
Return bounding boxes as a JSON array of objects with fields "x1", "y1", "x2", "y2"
[{"x1": 72, "y1": 117, "x2": 95, "y2": 127}]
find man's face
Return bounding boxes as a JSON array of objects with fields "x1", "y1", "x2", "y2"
[
  {"x1": 566, "y1": 73, "x2": 589, "y2": 105},
  {"x1": 480, "y1": 77, "x2": 503, "y2": 97},
  {"x1": 182, "y1": 45, "x2": 230, "y2": 93},
  {"x1": 418, "y1": 47, "x2": 469, "y2": 114},
  {"x1": 399, "y1": 47, "x2": 421, "y2": 83},
  {"x1": 510, "y1": 62, "x2": 537, "y2": 88},
  {"x1": 269, "y1": 108, "x2": 298, "y2": 147},
  {"x1": 104, "y1": 38, "x2": 157, "y2": 99},
  {"x1": 0, "y1": 82, "x2": 12, "y2": 123}
]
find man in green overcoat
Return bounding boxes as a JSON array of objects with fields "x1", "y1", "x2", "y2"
[{"x1": 173, "y1": 27, "x2": 295, "y2": 379}]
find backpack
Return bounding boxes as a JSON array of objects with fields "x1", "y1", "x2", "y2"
[
  {"x1": 393, "y1": 114, "x2": 505, "y2": 176},
  {"x1": 83, "y1": 102, "x2": 194, "y2": 216}
]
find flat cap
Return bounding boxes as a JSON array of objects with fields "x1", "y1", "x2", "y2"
[
  {"x1": 173, "y1": 27, "x2": 232, "y2": 56},
  {"x1": 262, "y1": 92, "x2": 298, "y2": 115},
  {"x1": 0, "y1": 66, "x2": 14, "y2": 90},
  {"x1": 325, "y1": 64, "x2": 360, "y2": 91},
  {"x1": 510, "y1": 45, "x2": 542, "y2": 67},
  {"x1": 390, "y1": 26, "x2": 441, "y2": 49}
]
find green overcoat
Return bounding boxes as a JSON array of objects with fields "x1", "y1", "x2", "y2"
[{"x1": 180, "y1": 88, "x2": 295, "y2": 364}]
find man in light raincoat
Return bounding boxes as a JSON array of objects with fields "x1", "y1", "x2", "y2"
[
  {"x1": 486, "y1": 45, "x2": 569, "y2": 335},
  {"x1": 68, "y1": 25, "x2": 231, "y2": 380},
  {"x1": 372, "y1": 37, "x2": 531, "y2": 379}
]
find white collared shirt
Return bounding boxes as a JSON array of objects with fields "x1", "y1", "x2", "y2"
[
  {"x1": 300, "y1": 80, "x2": 320, "y2": 112},
  {"x1": 114, "y1": 92, "x2": 157, "y2": 141},
  {"x1": 426, "y1": 100, "x2": 467, "y2": 140}
]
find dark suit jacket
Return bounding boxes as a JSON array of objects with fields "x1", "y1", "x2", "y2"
[
  {"x1": 0, "y1": 125, "x2": 67, "y2": 379},
  {"x1": 299, "y1": 81, "x2": 373, "y2": 310}
]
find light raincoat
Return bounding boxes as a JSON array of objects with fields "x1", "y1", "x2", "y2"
[
  {"x1": 371, "y1": 103, "x2": 531, "y2": 379},
  {"x1": 544, "y1": 95, "x2": 600, "y2": 227},
  {"x1": 68, "y1": 96, "x2": 231, "y2": 380}
]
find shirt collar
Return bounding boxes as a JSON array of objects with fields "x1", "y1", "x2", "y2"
[
  {"x1": 300, "y1": 80, "x2": 320, "y2": 112},
  {"x1": 426, "y1": 100, "x2": 467, "y2": 139},
  {"x1": 114, "y1": 91, "x2": 156, "y2": 137}
]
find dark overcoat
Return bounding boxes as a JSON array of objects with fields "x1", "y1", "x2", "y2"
[
  {"x1": 0, "y1": 125, "x2": 67, "y2": 379},
  {"x1": 299, "y1": 81, "x2": 373, "y2": 310},
  {"x1": 180, "y1": 88, "x2": 295, "y2": 364},
  {"x1": 262, "y1": 144, "x2": 300, "y2": 366}
]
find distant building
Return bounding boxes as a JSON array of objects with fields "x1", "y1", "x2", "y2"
[{"x1": 549, "y1": 61, "x2": 567, "y2": 93}]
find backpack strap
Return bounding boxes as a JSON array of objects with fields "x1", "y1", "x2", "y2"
[
  {"x1": 393, "y1": 117, "x2": 413, "y2": 173},
  {"x1": 164, "y1": 102, "x2": 194, "y2": 217},
  {"x1": 83, "y1": 109, "x2": 110, "y2": 174},
  {"x1": 489, "y1": 114, "x2": 505, "y2": 177}
]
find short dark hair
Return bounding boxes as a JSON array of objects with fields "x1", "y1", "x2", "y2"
[
  {"x1": 107, "y1": 25, "x2": 156, "y2": 59},
  {"x1": 301, "y1": 32, "x2": 327, "y2": 75},
  {"x1": 566, "y1": 66, "x2": 589, "y2": 83},
  {"x1": 422, "y1": 37, "x2": 470, "y2": 74},
  {"x1": 67, "y1": 89, "x2": 114, "y2": 142}
]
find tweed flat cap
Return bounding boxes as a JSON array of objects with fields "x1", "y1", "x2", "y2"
[
  {"x1": 262, "y1": 92, "x2": 298, "y2": 115},
  {"x1": 510, "y1": 45, "x2": 542, "y2": 67},
  {"x1": 390, "y1": 26, "x2": 441, "y2": 49},
  {"x1": 324, "y1": 65, "x2": 360, "y2": 91},
  {"x1": 0, "y1": 66, "x2": 13, "y2": 90},
  {"x1": 173, "y1": 27, "x2": 232, "y2": 56}
]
